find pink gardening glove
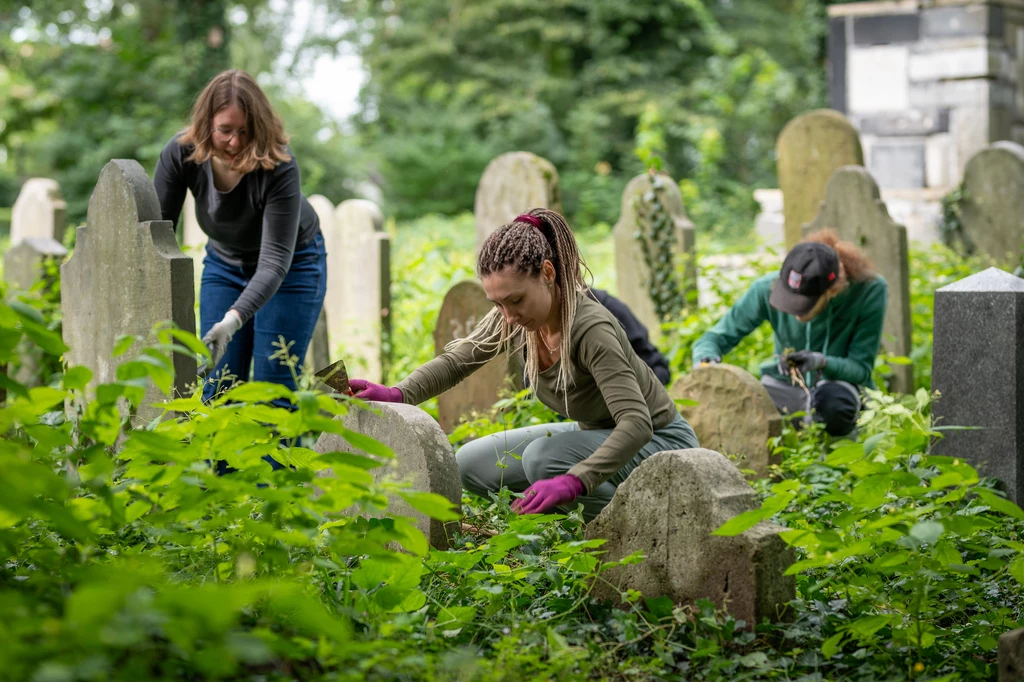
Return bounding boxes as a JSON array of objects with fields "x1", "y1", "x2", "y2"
[
  {"x1": 349, "y1": 379, "x2": 404, "y2": 403},
  {"x1": 512, "y1": 474, "x2": 586, "y2": 515}
]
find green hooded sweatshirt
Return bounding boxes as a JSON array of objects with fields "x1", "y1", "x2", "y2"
[{"x1": 690, "y1": 273, "x2": 888, "y2": 388}]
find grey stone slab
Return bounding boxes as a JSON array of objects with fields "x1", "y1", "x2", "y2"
[
  {"x1": 921, "y1": 5, "x2": 1003, "y2": 38},
  {"x1": 853, "y1": 13, "x2": 920, "y2": 44},
  {"x1": 474, "y1": 152, "x2": 561, "y2": 253},
  {"x1": 1000, "y1": 628, "x2": 1024, "y2": 682},
  {"x1": 855, "y1": 109, "x2": 950, "y2": 136},
  {"x1": 612, "y1": 172, "x2": 697, "y2": 345},
  {"x1": 870, "y1": 142, "x2": 927, "y2": 188},
  {"x1": 829, "y1": 17, "x2": 848, "y2": 113},
  {"x1": 931, "y1": 267, "x2": 1024, "y2": 503},
  {"x1": 11, "y1": 178, "x2": 67, "y2": 246},
  {"x1": 315, "y1": 401, "x2": 462, "y2": 550},
  {"x1": 804, "y1": 166, "x2": 914, "y2": 393},
  {"x1": 61, "y1": 160, "x2": 196, "y2": 422},
  {"x1": 960, "y1": 141, "x2": 1024, "y2": 264},
  {"x1": 586, "y1": 449, "x2": 795, "y2": 627}
]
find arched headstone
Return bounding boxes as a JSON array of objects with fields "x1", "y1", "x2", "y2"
[
  {"x1": 61, "y1": 160, "x2": 196, "y2": 420},
  {"x1": 11, "y1": 178, "x2": 67, "y2": 246},
  {"x1": 4, "y1": 237, "x2": 68, "y2": 387},
  {"x1": 612, "y1": 172, "x2": 697, "y2": 344},
  {"x1": 669, "y1": 364, "x2": 781, "y2": 478},
  {"x1": 315, "y1": 402, "x2": 461, "y2": 550},
  {"x1": 960, "y1": 141, "x2": 1024, "y2": 265},
  {"x1": 474, "y1": 152, "x2": 561, "y2": 253},
  {"x1": 804, "y1": 166, "x2": 912, "y2": 393},
  {"x1": 777, "y1": 110, "x2": 864, "y2": 249}
]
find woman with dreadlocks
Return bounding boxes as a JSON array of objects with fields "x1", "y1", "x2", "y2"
[{"x1": 348, "y1": 209, "x2": 699, "y2": 521}]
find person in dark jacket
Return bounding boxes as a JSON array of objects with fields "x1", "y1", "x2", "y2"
[
  {"x1": 691, "y1": 230, "x2": 887, "y2": 437},
  {"x1": 589, "y1": 289, "x2": 671, "y2": 385}
]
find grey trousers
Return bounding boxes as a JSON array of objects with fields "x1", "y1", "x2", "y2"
[{"x1": 456, "y1": 413, "x2": 699, "y2": 521}]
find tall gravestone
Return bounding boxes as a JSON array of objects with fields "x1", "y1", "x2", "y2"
[
  {"x1": 62, "y1": 160, "x2": 196, "y2": 420},
  {"x1": 330, "y1": 199, "x2": 390, "y2": 383},
  {"x1": 777, "y1": 110, "x2": 864, "y2": 249},
  {"x1": 315, "y1": 402, "x2": 461, "y2": 550},
  {"x1": 434, "y1": 280, "x2": 519, "y2": 434},
  {"x1": 932, "y1": 268, "x2": 1024, "y2": 503},
  {"x1": 474, "y1": 152, "x2": 561, "y2": 253},
  {"x1": 306, "y1": 194, "x2": 336, "y2": 371},
  {"x1": 586, "y1": 449, "x2": 795, "y2": 626},
  {"x1": 960, "y1": 142, "x2": 1024, "y2": 266},
  {"x1": 3, "y1": 237, "x2": 68, "y2": 386},
  {"x1": 804, "y1": 166, "x2": 912, "y2": 393},
  {"x1": 11, "y1": 178, "x2": 67, "y2": 246},
  {"x1": 613, "y1": 172, "x2": 697, "y2": 345},
  {"x1": 669, "y1": 364, "x2": 782, "y2": 478}
]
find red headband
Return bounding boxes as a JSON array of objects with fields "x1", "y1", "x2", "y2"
[{"x1": 516, "y1": 214, "x2": 543, "y2": 229}]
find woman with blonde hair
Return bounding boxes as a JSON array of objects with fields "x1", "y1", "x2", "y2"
[
  {"x1": 691, "y1": 229, "x2": 888, "y2": 437},
  {"x1": 153, "y1": 69, "x2": 326, "y2": 432},
  {"x1": 349, "y1": 209, "x2": 698, "y2": 521}
]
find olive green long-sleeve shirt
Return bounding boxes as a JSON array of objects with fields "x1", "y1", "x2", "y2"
[{"x1": 396, "y1": 293, "x2": 681, "y2": 492}]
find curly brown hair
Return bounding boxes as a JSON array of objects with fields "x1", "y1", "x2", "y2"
[
  {"x1": 178, "y1": 69, "x2": 291, "y2": 174},
  {"x1": 803, "y1": 228, "x2": 876, "y2": 285}
]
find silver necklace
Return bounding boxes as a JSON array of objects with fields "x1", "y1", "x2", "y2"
[{"x1": 538, "y1": 331, "x2": 559, "y2": 353}]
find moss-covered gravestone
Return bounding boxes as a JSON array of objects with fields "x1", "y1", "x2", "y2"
[
  {"x1": 777, "y1": 110, "x2": 863, "y2": 249},
  {"x1": 960, "y1": 141, "x2": 1024, "y2": 266}
]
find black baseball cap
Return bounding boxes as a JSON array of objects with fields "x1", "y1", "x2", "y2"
[{"x1": 769, "y1": 242, "x2": 840, "y2": 316}]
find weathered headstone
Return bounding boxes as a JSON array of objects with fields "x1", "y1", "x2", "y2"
[
  {"x1": 306, "y1": 194, "x2": 337, "y2": 371},
  {"x1": 932, "y1": 268, "x2": 1024, "y2": 502},
  {"x1": 11, "y1": 178, "x2": 67, "y2": 246},
  {"x1": 612, "y1": 172, "x2": 697, "y2": 345},
  {"x1": 669, "y1": 364, "x2": 782, "y2": 478},
  {"x1": 180, "y1": 190, "x2": 207, "y2": 256},
  {"x1": 474, "y1": 152, "x2": 561, "y2": 253},
  {"x1": 959, "y1": 141, "x2": 1024, "y2": 266},
  {"x1": 329, "y1": 199, "x2": 390, "y2": 383},
  {"x1": 434, "y1": 280, "x2": 520, "y2": 434},
  {"x1": 586, "y1": 449, "x2": 795, "y2": 626},
  {"x1": 3, "y1": 237, "x2": 68, "y2": 386},
  {"x1": 315, "y1": 401, "x2": 461, "y2": 550},
  {"x1": 305, "y1": 306, "x2": 330, "y2": 372},
  {"x1": 61, "y1": 160, "x2": 196, "y2": 420},
  {"x1": 1001, "y1": 629, "x2": 1024, "y2": 682},
  {"x1": 776, "y1": 110, "x2": 864, "y2": 249},
  {"x1": 804, "y1": 166, "x2": 912, "y2": 393}
]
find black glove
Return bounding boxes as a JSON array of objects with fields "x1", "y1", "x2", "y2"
[
  {"x1": 782, "y1": 350, "x2": 827, "y2": 375},
  {"x1": 698, "y1": 356, "x2": 721, "y2": 366}
]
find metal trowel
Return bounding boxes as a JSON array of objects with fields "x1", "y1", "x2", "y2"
[{"x1": 314, "y1": 359, "x2": 353, "y2": 395}]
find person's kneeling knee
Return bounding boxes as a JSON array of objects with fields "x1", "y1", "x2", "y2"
[{"x1": 811, "y1": 382, "x2": 860, "y2": 437}]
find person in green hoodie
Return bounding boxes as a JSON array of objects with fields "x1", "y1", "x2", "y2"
[{"x1": 691, "y1": 230, "x2": 887, "y2": 437}]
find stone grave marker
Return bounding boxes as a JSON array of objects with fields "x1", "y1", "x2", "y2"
[
  {"x1": 305, "y1": 194, "x2": 336, "y2": 371},
  {"x1": 315, "y1": 401, "x2": 461, "y2": 550},
  {"x1": 669, "y1": 364, "x2": 782, "y2": 478},
  {"x1": 777, "y1": 109, "x2": 864, "y2": 249},
  {"x1": 11, "y1": 178, "x2": 67, "y2": 246},
  {"x1": 329, "y1": 199, "x2": 390, "y2": 383},
  {"x1": 3, "y1": 237, "x2": 68, "y2": 386},
  {"x1": 960, "y1": 141, "x2": 1024, "y2": 266},
  {"x1": 474, "y1": 152, "x2": 561, "y2": 253},
  {"x1": 804, "y1": 166, "x2": 912, "y2": 393},
  {"x1": 1001, "y1": 628, "x2": 1024, "y2": 682},
  {"x1": 586, "y1": 448, "x2": 795, "y2": 626},
  {"x1": 180, "y1": 190, "x2": 208, "y2": 255},
  {"x1": 434, "y1": 280, "x2": 520, "y2": 434},
  {"x1": 61, "y1": 160, "x2": 196, "y2": 421},
  {"x1": 932, "y1": 267, "x2": 1024, "y2": 503},
  {"x1": 612, "y1": 172, "x2": 697, "y2": 345}
]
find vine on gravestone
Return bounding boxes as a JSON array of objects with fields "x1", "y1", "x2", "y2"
[{"x1": 632, "y1": 171, "x2": 686, "y2": 320}]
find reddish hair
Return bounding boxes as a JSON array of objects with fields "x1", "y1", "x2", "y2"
[{"x1": 804, "y1": 228, "x2": 875, "y2": 284}]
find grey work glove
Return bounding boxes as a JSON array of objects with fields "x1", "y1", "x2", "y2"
[
  {"x1": 698, "y1": 356, "x2": 721, "y2": 366},
  {"x1": 201, "y1": 309, "x2": 243, "y2": 368},
  {"x1": 782, "y1": 350, "x2": 827, "y2": 375}
]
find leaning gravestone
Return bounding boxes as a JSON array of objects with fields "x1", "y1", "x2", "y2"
[
  {"x1": 932, "y1": 268, "x2": 1024, "y2": 503},
  {"x1": 3, "y1": 237, "x2": 68, "y2": 386},
  {"x1": 777, "y1": 110, "x2": 864, "y2": 249},
  {"x1": 330, "y1": 199, "x2": 390, "y2": 383},
  {"x1": 315, "y1": 401, "x2": 461, "y2": 550},
  {"x1": 61, "y1": 160, "x2": 196, "y2": 421},
  {"x1": 11, "y1": 178, "x2": 67, "y2": 246},
  {"x1": 474, "y1": 152, "x2": 561, "y2": 253},
  {"x1": 586, "y1": 449, "x2": 795, "y2": 626},
  {"x1": 1001, "y1": 629, "x2": 1024, "y2": 682},
  {"x1": 669, "y1": 364, "x2": 782, "y2": 478},
  {"x1": 804, "y1": 166, "x2": 912, "y2": 393},
  {"x1": 434, "y1": 280, "x2": 520, "y2": 434},
  {"x1": 613, "y1": 172, "x2": 697, "y2": 345},
  {"x1": 959, "y1": 141, "x2": 1024, "y2": 266}
]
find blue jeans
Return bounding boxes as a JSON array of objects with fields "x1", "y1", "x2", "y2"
[{"x1": 200, "y1": 234, "x2": 327, "y2": 469}]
